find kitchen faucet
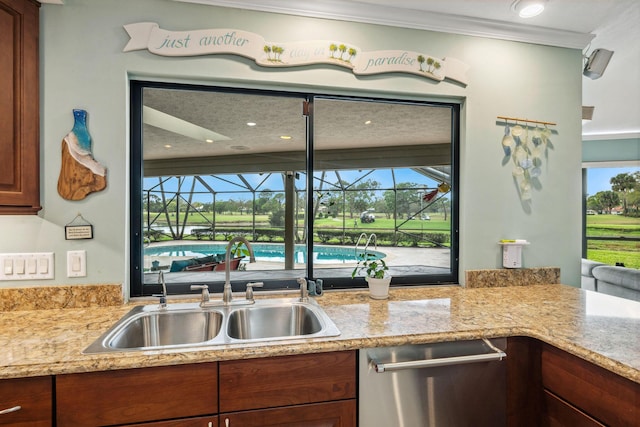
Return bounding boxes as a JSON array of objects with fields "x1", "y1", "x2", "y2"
[
  {"x1": 223, "y1": 236, "x2": 256, "y2": 304},
  {"x1": 156, "y1": 270, "x2": 168, "y2": 309}
]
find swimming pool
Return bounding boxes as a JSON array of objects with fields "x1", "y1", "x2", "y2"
[{"x1": 145, "y1": 243, "x2": 385, "y2": 264}]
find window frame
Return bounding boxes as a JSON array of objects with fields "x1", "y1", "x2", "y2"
[{"x1": 130, "y1": 80, "x2": 460, "y2": 297}]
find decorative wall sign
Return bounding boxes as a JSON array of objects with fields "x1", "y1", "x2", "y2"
[
  {"x1": 65, "y1": 213, "x2": 94, "y2": 240},
  {"x1": 123, "y1": 23, "x2": 470, "y2": 86},
  {"x1": 58, "y1": 109, "x2": 107, "y2": 201}
]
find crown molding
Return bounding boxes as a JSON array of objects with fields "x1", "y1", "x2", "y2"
[{"x1": 175, "y1": 0, "x2": 594, "y2": 49}]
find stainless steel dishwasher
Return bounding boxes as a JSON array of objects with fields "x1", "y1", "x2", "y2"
[{"x1": 359, "y1": 338, "x2": 507, "y2": 427}]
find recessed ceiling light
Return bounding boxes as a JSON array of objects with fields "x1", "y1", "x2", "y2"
[
  {"x1": 364, "y1": 120, "x2": 372, "y2": 125},
  {"x1": 280, "y1": 135, "x2": 292, "y2": 140},
  {"x1": 205, "y1": 139, "x2": 214, "y2": 143},
  {"x1": 246, "y1": 122, "x2": 257, "y2": 127},
  {"x1": 511, "y1": 0, "x2": 546, "y2": 18},
  {"x1": 164, "y1": 144, "x2": 172, "y2": 148}
]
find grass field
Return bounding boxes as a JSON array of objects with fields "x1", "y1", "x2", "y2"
[{"x1": 586, "y1": 214, "x2": 640, "y2": 268}]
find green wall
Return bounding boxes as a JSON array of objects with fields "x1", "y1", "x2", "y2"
[
  {"x1": 583, "y1": 137, "x2": 640, "y2": 163},
  {"x1": 0, "y1": 0, "x2": 583, "y2": 295}
]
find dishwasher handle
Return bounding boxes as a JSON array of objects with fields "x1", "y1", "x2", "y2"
[{"x1": 370, "y1": 339, "x2": 507, "y2": 373}]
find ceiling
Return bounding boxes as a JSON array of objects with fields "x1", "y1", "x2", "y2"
[{"x1": 174, "y1": 0, "x2": 640, "y2": 140}]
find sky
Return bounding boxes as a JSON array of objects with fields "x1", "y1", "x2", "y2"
[{"x1": 586, "y1": 166, "x2": 640, "y2": 196}]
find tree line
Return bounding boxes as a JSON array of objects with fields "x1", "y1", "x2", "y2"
[{"x1": 587, "y1": 172, "x2": 640, "y2": 215}]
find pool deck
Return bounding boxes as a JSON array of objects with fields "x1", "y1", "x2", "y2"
[{"x1": 144, "y1": 241, "x2": 451, "y2": 284}]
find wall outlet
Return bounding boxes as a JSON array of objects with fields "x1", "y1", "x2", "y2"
[
  {"x1": 0, "y1": 253, "x2": 55, "y2": 281},
  {"x1": 67, "y1": 250, "x2": 87, "y2": 278}
]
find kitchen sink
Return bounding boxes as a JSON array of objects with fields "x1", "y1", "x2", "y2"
[
  {"x1": 84, "y1": 298, "x2": 340, "y2": 353},
  {"x1": 227, "y1": 302, "x2": 326, "y2": 341}
]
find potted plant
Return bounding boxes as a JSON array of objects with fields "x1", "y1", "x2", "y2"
[{"x1": 352, "y1": 252, "x2": 391, "y2": 299}]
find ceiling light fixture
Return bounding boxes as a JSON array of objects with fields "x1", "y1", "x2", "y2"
[
  {"x1": 511, "y1": 0, "x2": 547, "y2": 18},
  {"x1": 280, "y1": 135, "x2": 292, "y2": 140},
  {"x1": 246, "y1": 122, "x2": 256, "y2": 126},
  {"x1": 205, "y1": 139, "x2": 214, "y2": 143}
]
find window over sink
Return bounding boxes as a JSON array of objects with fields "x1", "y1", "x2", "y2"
[{"x1": 130, "y1": 81, "x2": 459, "y2": 297}]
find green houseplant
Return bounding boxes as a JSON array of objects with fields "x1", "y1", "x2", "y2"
[{"x1": 352, "y1": 252, "x2": 391, "y2": 299}]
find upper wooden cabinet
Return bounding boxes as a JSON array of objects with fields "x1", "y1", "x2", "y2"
[{"x1": 0, "y1": 0, "x2": 41, "y2": 214}]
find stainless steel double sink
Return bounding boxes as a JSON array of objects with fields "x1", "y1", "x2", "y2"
[{"x1": 84, "y1": 298, "x2": 340, "y2": 353}]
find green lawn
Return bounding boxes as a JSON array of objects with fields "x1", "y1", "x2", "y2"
[{"x1": 586, "y1": 214, "x2": 640, "y2": 268}]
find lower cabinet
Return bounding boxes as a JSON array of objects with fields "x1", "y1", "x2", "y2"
[
  {"x1": 54, "y1": 351, "x2": 356, "y2": 427},
  {"x1": 219, "y1": 351, "x2": 356, "y2": 427},
  {"x1": 221, "y1": 400, "x2": 356, "y2": 427},
  {"x1": 541, "y1": 343, "x2": 640, "y2": 427},
  {"x1": 0, "y1": 376, "x2": 52, "y2": 427},
  {"x1": 506, "y1": 337, "x2": 640, "y2": 427},
  {"x1": 56, "y1": 363, "x2": 218, "y2": 426}
]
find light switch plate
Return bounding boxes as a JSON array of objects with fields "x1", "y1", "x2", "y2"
[
  {"x1": 0, "y1": 253, "x2": 54, "y2": 281},
  {"x1": 67, "y1": 250, "x2": 87, "y2": 277}
]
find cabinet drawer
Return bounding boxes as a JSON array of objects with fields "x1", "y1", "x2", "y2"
[
  {"x1": 56, "y1": 363, "x2": 217, "y2": 426},
  {"x1": 0, "y1": 376, "x2": 52, "y2": 427},
  {"x1": 219, "y1": 351, "x2": 356, "y2": 412},
  {"x1": 221, "y1": 400, "x2": 356, "y2": 427},
  {"x1": 543, "y1": 390, "x2": 604, "y2": 427},
  {"x1": 542, "y1": 344, "x2": 639, "y2": 427}
]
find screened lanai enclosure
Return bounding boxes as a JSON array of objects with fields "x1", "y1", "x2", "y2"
[{"x1": 131, "y1": 83, "x2": 459, "y2": 296}]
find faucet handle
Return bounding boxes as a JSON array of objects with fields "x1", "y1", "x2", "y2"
[
  {"x1": 245, "y1": 282, "x2": 264, "y2": 302},
  {"x1": 190, "y1": 284, "x2": 210, "y2": 305}
]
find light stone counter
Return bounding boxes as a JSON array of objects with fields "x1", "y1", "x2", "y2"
[{"x1": 1, "y1": 284, "x2": 639, "y2": 384}]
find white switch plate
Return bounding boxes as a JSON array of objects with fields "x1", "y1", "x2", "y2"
[
  {"x1": 0, "y1": 253, "x2": 54, "y2": 280},
  {"x1": 67, "y1": 250, "x2": 87, "y2": 277}
]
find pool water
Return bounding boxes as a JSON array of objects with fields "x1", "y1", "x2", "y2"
[{"x1": 145, "y1": 243, "x2": 385, "y2": 264}]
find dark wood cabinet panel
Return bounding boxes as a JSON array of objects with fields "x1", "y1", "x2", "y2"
[
  {"x1": 543, "y1": 390, "x2": 604, "y2": 427},
  {"x1": 542, "y1": 344, "x2": 640, "y2": 427},
  {"x1": 221, "y1": 400, "x2": 356, "y2": 427},
  {"x1": 122, "y1": 415, "x2": 218, "y2": 427},
  {"x1": 56, "y1": 363, "x2": 218, "y2": 426},
  {"x1": 0, "y1": 0, "x2": 41, "y2": 214},
  {"x1": 219, "y1": 350, "x2": 357, "y2": 413},
  {"x1": 506, "y1": 336, "x2": 542, "y2": 427},
  {"x1": 0, "y1": 376, "x2": 52, "y2": 427}
]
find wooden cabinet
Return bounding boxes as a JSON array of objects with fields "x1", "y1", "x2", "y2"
[
  {"x1": 122, "y1": 416, "x2": 218, "y2": 427},
  {"x1": 0, "y1": 0, "x2": 41, "y2": 214},
  {"x1": 541, "y1": 343, "x2": 640, "y2": 427},
  {"x1": 221, "y1": 400, "x2": 356, "y2": 427},
  {"x1": 55, "y1": 351, "x2": 355, "y2": 427},
  {"x1": 506, "y1": 337, "x2": 640, "y2": 427},
  {"x1": 219, "y1": 351, "x2": 357, "y2": 427},
  {"x1": 0, "y1": 376, "x2": 52, "y2": 426},
  {"x1": 56, "y1": 363, "x2": 218, "y2": 427}
]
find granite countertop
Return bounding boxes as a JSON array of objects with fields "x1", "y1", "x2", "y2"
[{"x1": 1, "y1": 284, "x2": 639, "y2": 384}]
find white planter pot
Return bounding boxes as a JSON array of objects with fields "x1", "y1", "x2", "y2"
[{"x1": 366, "y1": 276, "x2": 391, "y2": 300}]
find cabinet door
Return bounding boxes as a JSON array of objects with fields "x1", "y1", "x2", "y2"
[
  {"x1": 0, "y1": 0, "x2": 41, "y2": 214},
  {"x1": 0, "y1": 376, "x2": 52, "y2": 427},
  {"x1": 219, "y1": 351, "x2": 356, "y2": 412},
  {"x1": 221, "y1": 400, "x2": 356, "y2": 427},
  {"x1": 56, "y1": 363, "x2": 218, "y2": 426}
]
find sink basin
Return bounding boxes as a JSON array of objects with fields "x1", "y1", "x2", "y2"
[
  {"x1": 227, "y1": 303, "x2": 325, "y2": 341},
  {"x1": 108, "y1": 310, "x2": 223, "y2": 349},
  {"x1": 84, "y1": 303, "x2": 225, "y2": 353},
  {"x1": 84, "y1": 298, "x2": 340, "y2": 353}
]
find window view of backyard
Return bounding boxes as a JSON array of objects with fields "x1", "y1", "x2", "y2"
[
  {"x1": 585, "y1": 167, "x2": 640, "y2": 268},
  {"x1": 131, "y1": 83, "x2": 458, "y2": 296}
]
